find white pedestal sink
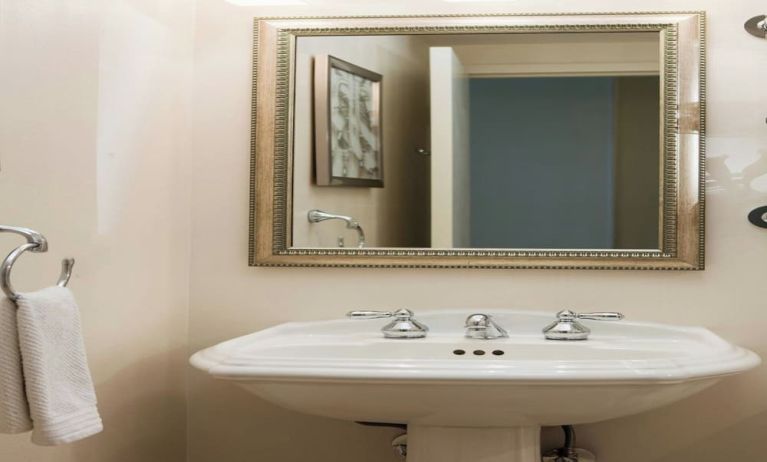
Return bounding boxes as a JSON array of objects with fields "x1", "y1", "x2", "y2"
[{"x1": 190, "y1": 310, "x2": 759, "y2": 462}]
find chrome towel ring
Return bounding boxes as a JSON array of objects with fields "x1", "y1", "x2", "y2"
[{"x1": 0, "y1": 225, "x2": 74, "y2": 301}]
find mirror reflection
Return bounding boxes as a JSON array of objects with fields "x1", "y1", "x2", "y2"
[{"x1": 291, "y1": 32, "x2": 662, "y2": 250}]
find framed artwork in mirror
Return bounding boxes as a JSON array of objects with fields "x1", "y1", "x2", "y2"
[{"x1": 314, "y1": 55, "x2": 384, "y2": 187}]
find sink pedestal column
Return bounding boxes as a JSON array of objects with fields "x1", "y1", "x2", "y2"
[{"x1": 407, "y1": 425, "x2": 540, "y2": 462}]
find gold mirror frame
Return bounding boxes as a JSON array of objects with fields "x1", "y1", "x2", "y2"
[{"x1": 250, "y1": 12, "x2": 705, "y2": 270}]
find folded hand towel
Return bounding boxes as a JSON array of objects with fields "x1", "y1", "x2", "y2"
[
  {"x1": 16, "y1": 286, "x2": 102, "y2": 445},
  {"x1": 0, "y1": 296, "x2": 32, "y2": 434}
]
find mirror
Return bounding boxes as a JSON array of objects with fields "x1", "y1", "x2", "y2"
[
  {"x1": 294, "y1": 32, "x2": 662, "y2": 250},
  {"x1": 251, "y1": 13, "x2": 705, "y2": 269}
]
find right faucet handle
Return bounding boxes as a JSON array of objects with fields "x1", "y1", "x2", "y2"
[
  {"x1": 543, "y1": 309, "x2": 624, "y2": 341},
  {"x1": 576, "y1": 312, "x2": 624, "y2": 321}
]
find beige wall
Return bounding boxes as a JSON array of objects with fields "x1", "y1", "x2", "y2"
[
  {"x1": 0, "y1": 0, "x2": 194, "y2": 461},
  {"x1": 3, "y1": 1, "x2": 767, "y2": 462},
  {"x1": 188, "y1": 2, "x2": 767, "y2": 462},
  {"x1": 292, "y1": 35, "x2": 431, "y2": 248}
]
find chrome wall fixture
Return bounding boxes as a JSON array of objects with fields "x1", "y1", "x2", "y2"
[
  {"x1": 0, "y1": 225, "x2": 74, "y2": 301},
  {"x1": 307, "y1": 209, "x2": 366, "y2": 248},
  {"x1": 748, "y1": 206, "x2": 767, "y2": 229},
  {"x1": 745, "y1": 15, "x2": 767, "y2": 38},
  {"x1": 745, "y1": 15, "x2": 766, "y2": 225}
]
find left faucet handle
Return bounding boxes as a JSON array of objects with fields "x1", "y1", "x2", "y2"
[
  {"x1": 347, "y1": 309, "x2": 428, "y2": 339},
  {"x1": 347, "y1": 310, "x2": 397, "y2": 319}
]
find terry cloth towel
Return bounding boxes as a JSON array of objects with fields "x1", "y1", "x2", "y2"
[
  {"x1": 15, "y1": 286, "x2": 102, "y2": 445},
  {"x1": 0, "y1": 296, "x2": 32, "y2": 433}
]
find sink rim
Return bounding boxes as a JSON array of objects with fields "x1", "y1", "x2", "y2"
[{"x1": 190, "y1": 309, "x2": 761, "y2": 384}]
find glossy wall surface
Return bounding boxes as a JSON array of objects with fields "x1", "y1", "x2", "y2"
[
  {"x1": 0, "y1": 0, "x2": 194, "y2": 461},
  {"x1": 189, "y1": 1, "x2": 767, "y2": 462}
]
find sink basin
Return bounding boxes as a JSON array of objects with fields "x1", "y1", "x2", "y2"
[{"x1": 190, "y1": 310, "x2": 759, "y2": 462}]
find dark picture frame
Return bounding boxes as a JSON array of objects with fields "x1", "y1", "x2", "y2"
[{"x1": 313, "y1": 55, "x2": 384, "y2": 187}]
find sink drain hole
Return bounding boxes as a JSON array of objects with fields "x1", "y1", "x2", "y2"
[{"x1": 452, "y1": 349, "x2": 505, "y2": 357}]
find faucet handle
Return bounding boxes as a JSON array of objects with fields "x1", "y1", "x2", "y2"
[
  {"x1": 543, "y1": 309, "x2": 624, "y2": 341},
  {"x1": 556, "y1": 310, "x2": 624, "y2": 322},
  {"x1": 347, "y1": 310, "x2": 397, "y2": 319},
  {"x1": 576, "y1": 312, "x2": 624, "y2": 321},
  {"x1": 347, "y1": 309, "x2": 428, "y2": 339}
]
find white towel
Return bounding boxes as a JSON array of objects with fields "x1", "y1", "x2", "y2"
[
  {"x1": 0, "y1": 296, "x2": 32, "y2": 433},
  {"x1": 15, "y1": 286, "x2": 102, "y2": 445}
]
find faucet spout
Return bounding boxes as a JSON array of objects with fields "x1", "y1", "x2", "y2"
[
  {"x1": 308, "y1": 209, "x2": 366, "y2": 248},
  {"x1": 464, "y1": 314, "x2": 508, "y2": 340}
]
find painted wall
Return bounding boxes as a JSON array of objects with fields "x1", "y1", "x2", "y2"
[
  {"x1": 188, "y1": 2, "x2": 767, "y2": 462},
  {"x1": 292, "y1": 35, "x2": 431, "y2": 248},
  {"x1": 0, "y1": 1, "x2": 194, "y2": 461},
  {"x1": 613, "y1": 76, "x2": 662, "y2": 249},
  {"x1": 469, "y1": 77, "x2": 616, "y2": 249},
  {"x1": 3, "y1": 1, "x2": 764, "y2": 462}
]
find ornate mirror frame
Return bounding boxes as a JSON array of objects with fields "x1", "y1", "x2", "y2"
[{"x1": 250, "y1": 12, "x2": 705, "y2": 270}]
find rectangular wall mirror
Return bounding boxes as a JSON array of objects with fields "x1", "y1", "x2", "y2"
[{"x1": 251, "y1": 12, "x2": 705, "y2": 269}]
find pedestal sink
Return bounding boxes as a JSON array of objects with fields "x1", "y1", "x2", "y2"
[{"x1": 190, "y1": 310, "x2": 759, "y2": 462}]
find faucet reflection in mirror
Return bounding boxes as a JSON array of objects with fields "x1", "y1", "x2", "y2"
[{"x1": 307, "y1": 209, "x2": 366, "y2": 248}]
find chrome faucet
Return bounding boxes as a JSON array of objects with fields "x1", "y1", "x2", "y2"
[
  {"x1": 464, "y1": 314, "x2": 508, "y2": 340},
  {"x1": 347, "y1": 309, "x2": 429, "y2": 339},
  {"x1": 308, "y1": 209, "x2": 366, "y2": 248},
  {"x1": 542, "y1": 309, "x2": 624, "y2": 341}
]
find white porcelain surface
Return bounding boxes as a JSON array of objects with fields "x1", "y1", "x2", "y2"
[
  {"x1": 191, "y1": 310, "x2": 759, "y2": 427},
  {"x1": 408, "y1": 426, "x2": 541, "y2": 462}
]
